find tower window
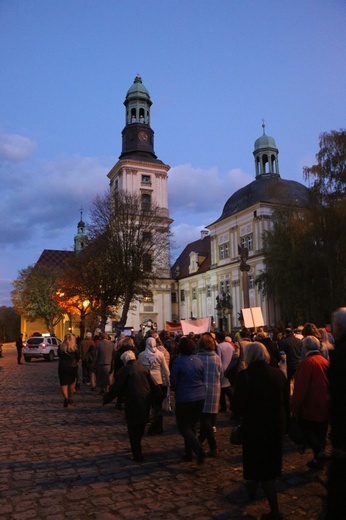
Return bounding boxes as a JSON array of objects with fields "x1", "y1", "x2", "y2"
[
  {"x1": 143, "y1": 253, "x2": 152, "y2": 272},
  {"x1": 141, "y1": 193, "x2": 151, "y2": 211},
  {"x1": 141, "y1": 175, "x2": 151, "y2": 185}
]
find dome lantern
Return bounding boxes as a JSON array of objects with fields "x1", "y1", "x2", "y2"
[{"x1": 253, "y1": 121, "x2": 279, "y2": 177}]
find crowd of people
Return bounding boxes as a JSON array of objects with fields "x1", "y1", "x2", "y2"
[{"x1": 56, "y1": 308, "x2": 346, "y2": 520}]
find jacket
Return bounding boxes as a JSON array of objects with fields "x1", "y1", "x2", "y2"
[{"x1": 291, "y1": 351, "x2": 330, "y2": 422}]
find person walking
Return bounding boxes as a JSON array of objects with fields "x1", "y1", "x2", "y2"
[
  {"x1": 278, "y1": 328, "x2": 303, "y2": 392},
  {"x1": 216, "y1": 332, "x2": 234, "y2": 413},
  {"x1": 79, "y1": 332, "x2": 94, "y2": 384},
  {"x1": 170, "y1": 336, "x2": 206, "y2": 464},
  {"x1": 233, "y1": 341, "x2": 289, "y2": 520},
  {"x1": 15, "y1": 333, "x2": 24, "y2": 364},
  {"x1": 196, "y1": 333, "x2": 222, "y2": 457},
  {"x1": 94, "y1": 332, "x2": 115, "y2": 394},
  {"x1": 291, "y1": 335, "x2": 330, "y2": 470},
  {"x1": 103, "y1": 350, "x2": 160, "y2": 462},
  {"x1": 58, "y1": 333, "x2": 80, "y2": 408},
  {"x1": 138, "y1": 336, "x2": 170, "y2": 435}
]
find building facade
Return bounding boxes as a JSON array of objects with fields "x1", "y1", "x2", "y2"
[
  {"x1": 106, "y1": 75, "x2": 173, "y2": 333},
  {"x1": 171, "y1": 124, "x2": 310, "y2": 331}
]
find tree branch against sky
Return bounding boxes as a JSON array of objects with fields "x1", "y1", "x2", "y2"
[{"x1": 89, "y1": 189, "x2": 171, "y2": 328}]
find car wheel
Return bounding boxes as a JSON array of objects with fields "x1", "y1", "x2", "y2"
[
  {"x1": 24, "y1": 357, "x2": 31, "y2": 362},
  {"x1": 48, "y1": 350, "x2": 55, "y2": 362}
]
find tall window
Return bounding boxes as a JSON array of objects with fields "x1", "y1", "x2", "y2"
[
  {"x1": 171, "y1": 292, "x2": 177, "y2": 304},
  {"x1": 180, "y1": 289, "x2": 185, "y2": 302},
  {"x1": 241, "y1": 234, "x2": 253, "y2": 251},
  {"x1": 143, "y1": 253, "x2": 152, "y2": 272},
  {"x1": 219, "y1": 243, "x2": 230, "y2": 260},
  {"x1": 141, "y1": 193, "x2": 151, "y2": 211},
  {"x1": 192, "y1": 288, "x2": 197, "y2": 300}
]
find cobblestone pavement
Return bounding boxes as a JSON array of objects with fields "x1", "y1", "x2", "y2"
[{"x1": 0, "y1": 344, "x2": 328, "y2": 520}]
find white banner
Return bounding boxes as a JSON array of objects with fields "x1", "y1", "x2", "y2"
[{"x1": 181, "y1": 317, "x2": 211, "y2": 335}]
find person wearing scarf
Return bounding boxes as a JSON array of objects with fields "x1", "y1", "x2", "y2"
[{"x1": 138, "y1": 336, "x2": 170, "y2": 434}]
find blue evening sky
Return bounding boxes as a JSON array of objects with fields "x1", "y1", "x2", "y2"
[{"x1": 1, "y1": 0, "x2": 345, "y2": 306}]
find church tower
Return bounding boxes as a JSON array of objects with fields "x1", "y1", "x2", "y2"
[
  {"x1": 108, "y1": 74, "x2": 171, "y2": 225},
  {"x1": 107, "y1": 75, "x2": 173, "y2": 330},
  {"x1": 74, "y1": 208, "x2": 87, "y2": 253}
]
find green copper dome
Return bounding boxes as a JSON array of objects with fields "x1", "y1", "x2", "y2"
[
  {"x1": 254, "y1": 123, "x2": 277, "y2": 150},
  {"x1": 126, "y1": 75, "x2": 151, "y2": 101}
]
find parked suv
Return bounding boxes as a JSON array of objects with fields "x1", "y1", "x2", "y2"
[{"x1": 23, "y1": 334, "x2": 61, "y2": 362}]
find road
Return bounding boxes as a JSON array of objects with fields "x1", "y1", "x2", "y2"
[{"x1": 0, "y1": 344, "x2": 327, "y2": 519}]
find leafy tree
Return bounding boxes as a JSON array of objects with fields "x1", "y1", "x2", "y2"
[
  {"x1": 88, "y1": 189, "x2": 171, "y2": 328},
  {"x1": 11, "y1": 264, "x2": 65, "y2": 335},
  {"x1": 303, "y1": 129, "x2": 346, "y2": 311},
  {"x1": 54, "y1": 251, "x2": 103, "y2": 338},
  {"x1": 257, "y1": 129, "x2": 346, "y2": 325}
]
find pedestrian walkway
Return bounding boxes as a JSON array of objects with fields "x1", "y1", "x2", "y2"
[{"x1": 0, "y1": 344, "x2": 327, "y2": 519}]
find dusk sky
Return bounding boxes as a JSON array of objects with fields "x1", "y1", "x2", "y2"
[{"x1": 1, "y1": 0, "x2": 345, "y2": 307}]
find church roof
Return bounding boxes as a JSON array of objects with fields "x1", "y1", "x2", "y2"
[
  {"x1": 126, "y1": 75, "x2": 151, "y2": 101},
  {"x1": 214, "y1": 174, "x2": 311, "y2": 222},
  {"x1": 36, "y1": 249, "x2": 74, "y2": 269},
  {"x1": 254, "y1": 127, "x2": 277, "y2": 151},
  {"x1": 171, "y1": 235, "x2": 211, "y2": 279}
]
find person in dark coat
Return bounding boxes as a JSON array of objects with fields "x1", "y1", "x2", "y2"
[
  {"x1": 58, "y1": 333, "x2": 80, "y2": 408},
  {"x1": 233, "y1": 341, "x2": 290, "y2": 520},
  {"x1": 110, "y1": 336, "x2": 139, "y2": 410},
  {"x1": 325, "y1": 308, "x2": 346, "y2": 519},
  {"x1": 103, "y1": 350, "x2": 160, "y2": 462},
  {"x1": 278, "y1": 328, "x2": 303, "y2": 390}
]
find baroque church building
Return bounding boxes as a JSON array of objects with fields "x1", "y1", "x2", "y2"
[
  {"x1": 20, "y1": 76, "x2": 310, "y2": 338},
  {"x1": 171, "y1": 123, "x2": 310, "y2": 331}
]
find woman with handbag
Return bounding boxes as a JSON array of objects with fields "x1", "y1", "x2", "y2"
[{"x1": 233, "y1": 342, "x2": 290, "y2": 520}]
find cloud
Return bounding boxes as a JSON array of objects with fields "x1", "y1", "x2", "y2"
[
  {"x1": 168, "y1": 163, "x2": 253, "y2": 224},
  {"x1": 0, "y1": 151, "x2": 112, "y2": 248},
  {"x1": 0, "y1": 129, "x2": 37, "y2": 162}
]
